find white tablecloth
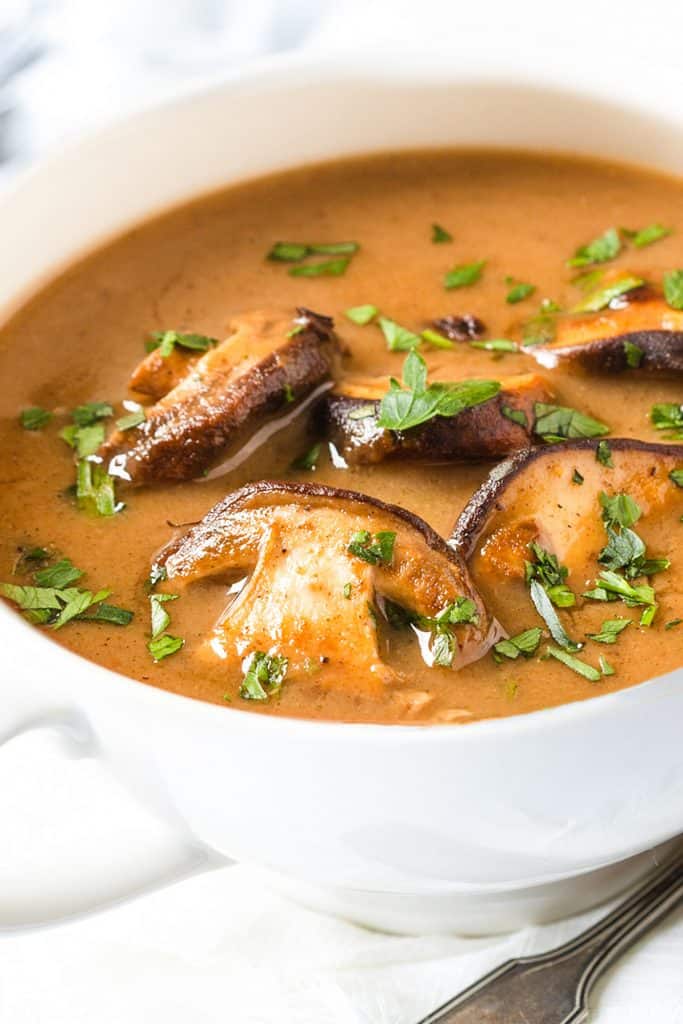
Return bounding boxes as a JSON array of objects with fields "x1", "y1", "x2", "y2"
[{"x1": 1, "y1": 2, "x2": 682, "y2": 1021}]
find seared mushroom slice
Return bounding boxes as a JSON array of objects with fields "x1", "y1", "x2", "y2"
[
  {"x1": 323, "y1": 373, "x2": 554, "y2": 465},
  {"x1": 157, "y1": 482, "x2": 498, "y2": 692},
  {"x1": 522, "y1": 284, "x2": 683, "y2": 374},
  {"x1": 99, "y1": 308, "x2": 341, "y2": 484},
  {"x1": 450, "y1": 439, "x2": 683, "y2": 627}
]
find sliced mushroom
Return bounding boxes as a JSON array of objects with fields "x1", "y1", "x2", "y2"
[
  {"x1": 99, "y1": 308, "x2": 341, "y2": 484},
  {"x1": 323, "y1": 372, "x2": 554, "y2": 465},
  {"x1": 157, "y1": 482, "x2": 498, "y2": 692},
  {"x1": 451, "y1": 439, "x2": 683, "y2": 597},
  {"x1": 522, "y1": 285, "x2": 683, "y2": 374}
]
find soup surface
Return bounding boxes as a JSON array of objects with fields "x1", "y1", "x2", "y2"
[{"x1": 1, "y1": 149, "x2": 682, "y2": 723}]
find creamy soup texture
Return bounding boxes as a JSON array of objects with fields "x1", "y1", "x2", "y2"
[{"x1": 1, "y1": 149, "x2": 682, "y2": 723}]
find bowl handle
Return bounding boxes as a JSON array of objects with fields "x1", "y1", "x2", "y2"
[{"x1": 0, "y1": 700, "x2": 229, "y2": 931}]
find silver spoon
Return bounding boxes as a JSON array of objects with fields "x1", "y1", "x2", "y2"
[{"x1": 418, "y1": 850, "x2": 683, "y2": 1024}]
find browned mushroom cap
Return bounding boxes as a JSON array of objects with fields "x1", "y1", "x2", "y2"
[
  {"x1": 99, "y1": 308, "x2": 341, "y2": 484},
  {"x1": 157, "y1": 481, "x2": 499, "y2": 692},
  {"x1": 450, "y1": 439, "x2": 683, "y2": 613},
  {"x1": 522, "y1": 285, "x2": 683, "y2": 374},
  {"x1": 323, "y1": 373, "x2": 554, "y2": 466}
]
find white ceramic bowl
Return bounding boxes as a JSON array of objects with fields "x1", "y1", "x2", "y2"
[{"x1": 1, "y1": 54, "x2": 682, "y2": 935}]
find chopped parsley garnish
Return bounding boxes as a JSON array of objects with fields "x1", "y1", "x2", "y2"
[
  {"x1": 147, "y1": 634, "x2": 184, "y2": 662},
  {"x1": 502, "y1": 405, "x2": 528, "y2": 428},
  {"x1": 572, "y1": 275, "x2": 644, "y2": 314},
  {"x1": 377, "y1": 350, "x2": 500, "y2": 432},
  {"x1": 34, "y1": 558, "x2": 83, "y2": 588},
  {"x1": 665, "y1": 618, "x2": 682, "y2": 630},
  {"x1": 76, "y1": 460, "x2": 120, "y2": 517},
  {"x1": 20, "y1": 407, "x2": 52, "y2": 430},
  {"x1": 147, "y1": 331, "x2": 217, "y2": 357},
  {"x1": 624, "y1": 341, "x2": 644, "y2": 368},
  {"x1": 572, "y1": 469, "x2": 584, "y2": 485},
  {"x1": 599, "y1": 491, "x2": 641, "y2": 529},
  {"x1": 470, "y1": 339, "x2": 519, "y2": 353},
  {"x1": 599, "y1": 656, "x2": 615, "y2": 676},
  {"x1": 533, "y1": 402, "x2": 609, "y2": 443},
  {"x1": 545, "y1": 645, "x2": 601, "y2": 681},
  {"x1": 431, "y1": 223, "x2": 453, "y2": 244},
  {"x1": 0, "y1": 555, "x2": 131, "y2": 630},
  {"x1": 348, "y1": 529, "x2": 396, "y2": 566},
  {"x1": 421, "y1": 328, "x2": 455, "y2": 350},
  {"x1": 239, "y1": 651, "x2": 288, "y2": 700},
  {"x1": 626, "y1": 223, "x2": 671, "y2": 248},
  {"x1": 415, "y1": 598, "x2": 479, "y2": 669},
  {"x1": 596, "y1": 440, "x2": 613, "y2": 467},
  {"x1": 586, "y1": 618, "x2": 631, "y2": 644},
  {"x1": 345, "y1": 304, "x2": 379, "y2": 325},
  {"x1": 149, "y1": 592, "x2": 179, "y2": 639},
  {"x1": 378, "y1": 317, "x2": 422, "y2": 351},
  {"x1": 521, "y1": 303, "x2": 560, "y2": 347},
  {"x1": 524, "y1": 542, "x2": 574, "y2": 606},
  {"x1": 640, "y1": 605, "x2": 657, "y2": 627},
  {"x1": 670, "y1": 469, "x2": 683, "y2": 488},
  {"x1": 72, "y1": 402, "x2": 114, "y2": 426},
  {"x1": 444, "y1": 260, "x2": 485, "y2": 290},
  {"x1": 651, "y1": 403, "x2": 683, "y2": 439},
  {"x1": 289, "y1": 258, "x2": 351, "y2": 278},
  {"x1": 267, "y1": 241, "x2": 358, "y2": 261},
  {"x1": 530, "y1": 580, "x2": 581, "y2": 651},
  {"x1": 116, "y1": 408, "x2": 146, "y2": 431},
  {"x1": 493, "y1": 627, "x2": 543, "y2": 660},
  {"x1": 60, "y1": 401, "x2": 113, "y2": 459},
  {"x1": 567, "y1": 227, "x2": 621, "y2": 268},
  {"x1": 291, "y1": 443, "x2": 321, "y2": 471},
  {"x1": 583, "y1": 570, "x2": 655, "y2": 607},
  {"x1": 663, "y1": 270, "x2": 683, "y2": 310},
  {"x1": 343, "y1": 582, "x2": 353, "y2": 599},
  {"x1": 505, "y1": 279, "x2": 536, "y2": 304}
]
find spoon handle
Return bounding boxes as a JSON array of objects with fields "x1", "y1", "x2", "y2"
[{"x1": 419, "y1": 850, "x2": 683, "y2": 1024}]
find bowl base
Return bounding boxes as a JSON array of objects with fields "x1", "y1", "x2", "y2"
[{"x1": 260, "y1": 836, "x2": 683, "y2": 936}]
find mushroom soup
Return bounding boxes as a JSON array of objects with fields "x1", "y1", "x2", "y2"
[{"x1": 1, "y1": 150, "x2": 682, "y2": 723}]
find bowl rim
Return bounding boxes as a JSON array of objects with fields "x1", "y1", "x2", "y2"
[{"x1": 2, "y1": 50, "x2": 681, "y2": 742}]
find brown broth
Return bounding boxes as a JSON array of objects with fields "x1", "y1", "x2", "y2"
[{"x1": 1, "y1": 149, "x2": 682, "y2": 723}]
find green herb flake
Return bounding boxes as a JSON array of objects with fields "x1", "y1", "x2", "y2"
[
  {"x1": 343, "y1": 582, "x2": 353, "y2": 599},
  {"x1": 20, "y1": 407, "x2": 52, "y2": 431},
  {"x1": 421, "y1": 328, "x2": 455, "y2": 350},
  {"x1": 599, "y1": 656, "x2": 615, "y2": 676},
  {"x1": 470, "y1": 339, "x2": 519, "y2": 353},
  {"x1": 670, "y1": 469, "x2": 683, "y2": 488},
  {"x1": 84, "y1": 603, "x2": 133, "y2": 626},
  {"x1": 116, "y1": 408, "x2": 146, "y2": 431},
  {"x1": 628, "y1": 223, "x2": 672, "y2": 248},
  {"x1": 624, "y1": 341, "x2": 644, "y2": 368},
  {"x1": 289, "y1": 258, "x2": 350, "y2": 278},
  {"x1": 239, "y1": 651, "x2": 288, "y2": 700},
  {"x1": 149, "y1": 592, "x2": 179, "y2": 639},
  {"x1": 572, "y1": 275, "x2": 644, "y2": 314},
  {"x1": 600, "y1": 491, "x2": 641, "y2": 529},
  {"x1": 268, "y1": 241, "x2": 358, "y2": 262},
  {"x1": 34, "y1": 558, "x2": 83, "y2": 588},
  {"x1": 148, "y1": 331, "x2": 217, "y2": 357},
  {"x1": 378, "y1": 317, "x2": 422, "y2": 352},
  {"x1": 345, "y1": 304, "x2": 378, "y2": 325},
  {"x1": 663, "y1": 270, "x2": 683, "y2": 310},
  {"x1": 502, "y1": 405, "x2": 528, "y2": 428},
  {"x1": 665, "y1": 618, "x2": 682, "y2": 630},
  {"x1": 567, "y1": 228, "x2": 621, "y2": 269},
  {"x1": 572, "y1": 469, "x2": 584, "y2": 485},
  {"x1": 431, "y1": 223, "x2": 453, "y2": 244},
  {"x1": 291, "y1": 443, "x2": 321, "y2": 472},
  {"x1": 651, "y1": 403, "x2": 683, "y2": 439},
  {"x1": 444, "y1": 260, "x2": 485, "y2": 290},
  {"x1": 348, "y1": 529, "x2": 396, "y2": 566},
  {"x1": 586, "y1": 618, "x2": 631, "y2": 644},
  {"x1": 71, "y1": 402, "x2": 114, "y2": 427},
  {"x1": 505, "y1": 280, "x2": 536, "y2": 305},
  {"x1": 546, "y1": 644, "x2": 601, "y2": 681},
  {"x1": 640, "y1": 604, "x2": 657, "y2": 627},
  {"x1": 533, "y1": 402, "x2": 609, "y2": 442},
  {"x1": 377, "y1": 350, "x2": 500, "y2": 432},
  {"x1": 493, "y1": 627, "x2": 543, "y2": 660},
  {"x1": 147, "y1": 634, "x2": 184, "y2": 662},
  {"x1": 530, "y1": 579, "x2": 581, "y2": 651},
  {"x1": 76, "y1": 460, "x2": 120, "y2": 517},
  {"x1": 596, "y1": 440, "x2": 613, "y2": 467}
]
